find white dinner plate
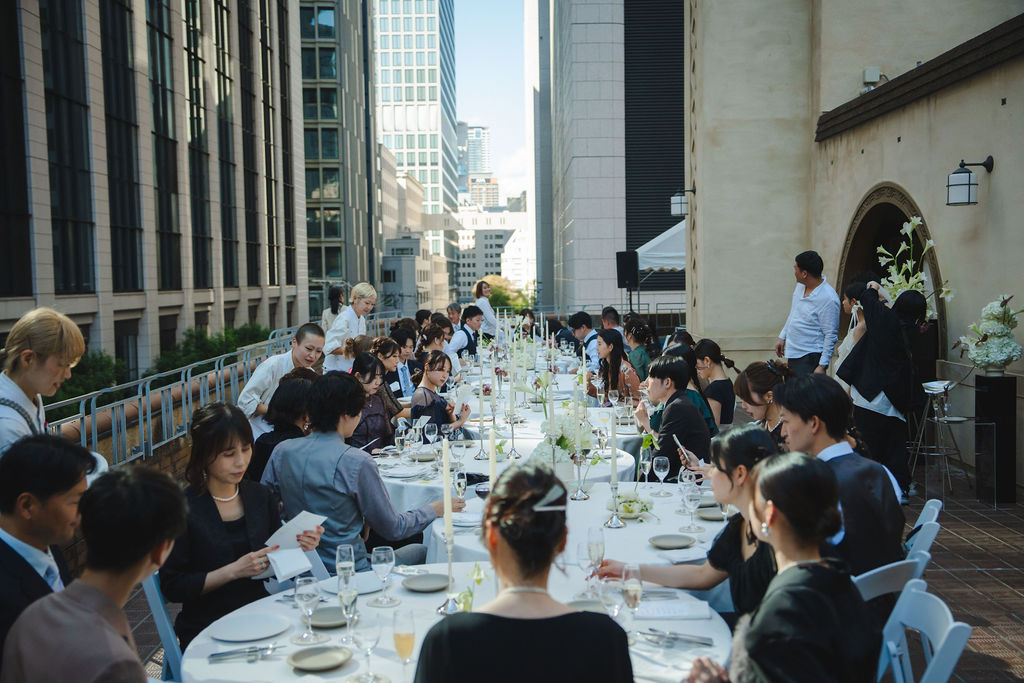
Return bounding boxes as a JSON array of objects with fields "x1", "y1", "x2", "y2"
[
  {"x1": 208, "y1": 613, "x2": 291, "y2": 642},
  {"x1": 319, "y1": 571, "x2": 384, "y2": 596},
  {"x1": 402, "y1": 573, "x2": 450, "y2": 593},
  {"x1": 649, "y1": 534, "x2": 697, "y2": 550},
  {"x1": 567, "y1": 599, "x2": 605, "y2": 613},
  {"x1": 287, "y1": 646, "x2": 353, "y2": 672},
  {"x1": 451, "y1": 512, "x2": 481, "y2": 528}
]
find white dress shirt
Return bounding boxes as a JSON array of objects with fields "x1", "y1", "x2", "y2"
[
  {"x1": 581, "y1": 330, "x2": 600, "y2": 374},
  {"x1": 475, "y1": 297, "x2": 497, "y2": 336},
  {"x1": 447, "y1": 325, "x2": 475, "y2": 358},
  {"x1": 0, "y1": 527, "x2": 63, "y2": 591},
  {"x1": 237, "y1": 351, "x2": 297, "y2": 420},
  {"x1": 779, "y1": 277, "x2": 841, "y2": 367},
  {"x1": 323, "y1": 306, "x2": 366, "y2": 372},
  {"x1": 851, "y1": 386, "x2": 905, "y2": 422}
]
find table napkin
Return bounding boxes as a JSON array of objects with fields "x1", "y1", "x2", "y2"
[
  {"x1": 381, "y1": 464, "x2": 431, "y2": 479},
  {"x1": 635, "y1": 599, "x2": 711, "y2": 620},
  {"x1": 657, "y1": 547, "x2": 708, "y2": 565}
]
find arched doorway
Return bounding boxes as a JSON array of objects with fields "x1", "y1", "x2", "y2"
[{"x1": 837, "y1": 184, "x2": 947, "y2": 375}]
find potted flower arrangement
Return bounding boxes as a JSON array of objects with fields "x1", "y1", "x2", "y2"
[{"x1": 953, "y1": 295, "x2": 1024, "y2": 376}]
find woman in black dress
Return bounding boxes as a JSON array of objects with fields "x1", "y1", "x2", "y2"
[
  {"x1": 159, "y1": 403, "x2": 323, "y2": 649},
  {"x1": 688, "y1": 453, "x2": 880, "y2": 683},
  {"x1": 349, "y1": 353, "x2": 394, "y2": 450},
  {"x1": 600, "y1": 425, "x2": 777, "y2": 623},
  {"x1": 734, "y1": 360, "x2": 794, "y2": 450},
  {"x1": 410, "y1": 350, "x2": 470, "y2": 438},
  {"x1": 694, "y1": 338, "x2": 737, "y2": 429},
  {"x1": 414, "y1": 463, "x2": 633, "y2": 683}
]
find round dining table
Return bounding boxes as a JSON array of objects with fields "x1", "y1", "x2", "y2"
[{"x1": 181, "y1": 559, "x2": 733, "y2": 683}]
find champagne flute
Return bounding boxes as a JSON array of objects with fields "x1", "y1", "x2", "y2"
[
  {"x1": 394, "y1": 427, "x2": 407, "y2": 457},
  {"x1": 336, "y1": 544, "x2": 356, "y2": 587},
  {"x1": 290, "y1": 576, "x2": 330, "y2": 645},
  {"x1": 574, "y1": 541, "x2": 593, "y2": 599},
  {"x1": 338, "y1": 583, "x2": 358, "y2": 645},
  {"x1": 622, "y1": 563, "x2": 643, "y2": 637},
  {"x1": 679, "y1": 486, "x2": 705, "y2": 533},
  {"x1": 393, "y1": 610, "x2": 415, "y2": 683},
  {"x1": 369, "y1": 546, "x2": 399, "y2": 607},
  {"x1": 652, "y1": 456, "x2": 671, "y2": 496},
  {"x1": 639, "y1": 449, "x2": 653, "y2": 492},
  {"x1": 587, "y1": 527, "x2": 605, "y2": 594},
  {"x1": 453, "y1": 468, "x2": 468, "y2": 498},
  {"x1": 350, "y1": 612, "x2": 382, "y2": 682}
]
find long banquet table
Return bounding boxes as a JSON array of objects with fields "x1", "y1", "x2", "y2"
[{"x1": 181, "y1": 559, "x2": 733, "y2": 683}]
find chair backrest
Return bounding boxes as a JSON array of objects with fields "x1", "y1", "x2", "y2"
[
  {"x1": 906, "y1": 521, "x2": 940, "y2": 556},
  {"x1": 877, "y1": 580, "x2": 972, "y2": 683},
  {"x1": 854, "y1": 551, "x2": 931, "y2": 602},
  {"x1": 306, "y1": 549, "x2": 331, "y2": 580},
  {"x1": 913, "y1": 499, "x2": 943, "y2": 528},
  {"x1": 142, "y1": 573, "x2": 182, "y2": 682}
]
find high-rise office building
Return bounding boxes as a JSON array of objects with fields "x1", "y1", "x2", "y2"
[
  {"x1": 455, "y1": 120, "x2": 469, "y2": 195},
  {"x1": 371, "y1": 0, "x2": 457, "y2": 215},
  {"x1": 465, "y1": 125, "x2": 491, "y2": 174},
  {"x1": 469, "y1": 176, "x2": 501, "y2": 208},
  {"x1": 0, "y1": 0, "x2": 306, "y2": 380},
  {"x1": 301, "y1": 0, "x2": 381, "y2": 308}
]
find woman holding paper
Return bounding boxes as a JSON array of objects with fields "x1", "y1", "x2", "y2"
[
  {"x1": 160, "y1": 403, "x2": 323, "y2": 649},
  {"x1": 410, "y1": 350, "x2": 471, "y2": 439}
]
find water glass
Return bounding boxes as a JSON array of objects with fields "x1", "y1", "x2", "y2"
[
  {"x1": 393, "y1": 610, "x2": 415, "y2": 683},
  {"x1": 423, "y1": 423, "x2": 438, "y2": 445},
  {"x1": 336, "y1": 544, "x2": 355, "y2": 587},
  {"x1": 651, "y1": 456, "x2": 671, "y2": 496},
  {"x1": 350, "y1": 612, "x2": 382, "y2": 682},
  {"x1": 338, "y1": 583, "x2": 359, "y2": 645},
  {"x1": 679, "y1": 487, "x2": 705, "y2": 533},
  {"x1": 369, "y1": 546, "x2": 399, "y2": 607},
  {"x1": 574, "y1": 541, "x2": 593, "y2": 599},
  {"x1": 290, "y1": 577, "x2": 330, "y2": 645},
  {"x1": 599, "y1": 577, "x2": 625, "y2": 620},
  {"x1": 608, "y1": 389, "x2": 619, "y2": 406}
]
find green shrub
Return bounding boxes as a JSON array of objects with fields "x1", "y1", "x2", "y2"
[{"x1": 46, "y1": 350, "x2": 126, "y2": 420}]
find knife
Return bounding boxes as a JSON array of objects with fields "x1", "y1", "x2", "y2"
[
  {"x1": 208, "y1": 643, "x2": 281, "y2": 662},
  {"x1": 648, "y1": 627, "x2": 714, "y2": 647}
]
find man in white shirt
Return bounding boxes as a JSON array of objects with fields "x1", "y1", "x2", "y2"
[
  {"x1": 774, "y1": 374, "x2": 905, "y2": 576},
  {"x1": 568, "y1": 311, "x2": 600, "y2": 374},
  {"x1": 0, "y1": 435, "x2": 96, "y2": 669},
  {"x1": 448, "y1": 306, "x2": 482, "y2": 360},
  {"x1": 601, "y1": 306, "x2": 631, "y2": 353},
  {"x1": 237, "y1": 323, "x2": 324, "y2": 438},
  {"x1": 775, "y1": 250, "x2": 840, "y2": 376}
]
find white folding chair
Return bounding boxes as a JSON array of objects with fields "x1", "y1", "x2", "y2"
[
  {"x1": 854, "y1": 551, "x2": 930, "y2": 603},
  {"x1": 912, "y1": 499, "x2": 943, "y2": 529},
  {"x1": 877, "y1": 579, "x2": 972, "y2": 683},
  {"x1": 141, "y1": 573, "x2": 182, "y2": 682},
  {"x1": 906, "y1": 521, "x2": 940, "y2": 556}
]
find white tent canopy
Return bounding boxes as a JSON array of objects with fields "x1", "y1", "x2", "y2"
[{"x1": 637, "y1": 219, "x2": 686, "y2": 272}]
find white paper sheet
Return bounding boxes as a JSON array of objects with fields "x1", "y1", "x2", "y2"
[{"x1": 265, "y1": 511, "x2": 328, "y2": 550}]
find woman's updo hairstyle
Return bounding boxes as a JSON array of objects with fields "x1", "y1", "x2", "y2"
[
  {"x1": 752, "y1": 452, "x2": 842, "y2": 545},
  {"x1": 734, "y1": 360, "x2": 794, "y2": 405},
  {"x1": 411, "y1": 349, "x2": 451, "y2": 386},
  {"x1": 370, "y1": 336, "x2": 399, "y2": 359},
  {"x1": 709, "y1": 424, "x2": 780, "y2": 480},
  {"x1": 484, "y1": 463, "x2": 567, "y2": 578},
  {"x1": 342, "y1": 334, "x2": 372, "y2": 359},
  {"x1": 186, "y1": 403, "x2": 253, "y2": 491},
  {"x1": 351, "y1": 352, "x2": 384, "y2": 383}
]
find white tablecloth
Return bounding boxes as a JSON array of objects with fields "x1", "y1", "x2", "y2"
[{"x1": 181, "y1": 561, "x2": 733, "y2": 683}]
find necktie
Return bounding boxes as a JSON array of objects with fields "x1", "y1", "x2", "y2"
[
  {"x1": 399, "y1": 364, "x2": 414, "y2": 396},
  {"x1": 43, "y1": 563, "x2": 63, "y2": 592}
]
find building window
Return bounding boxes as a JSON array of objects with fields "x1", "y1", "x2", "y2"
[
  {"x1": 279, "y1": 0, "x2": 296, "y2": 285},
  {"x1": 114, "y1": 319, "x2": 140, "y2": 382},
  {"x1": 214, "y1": 0, "x2": 238, "y2": 287},
  {"x1": 41, "y1": 0, "x2": 95, "y2": 294},
  {"x1": 308, "y1": 246, "x2": 322, "y2": 277},
  {"x1": 305, "y1": 129, "x2": 320, "y2": 158},
  {"x1": 300, "y1": 7, "x2": 315, "y2": 39},
  {"x1": 303, "y1": 88, "x2": 317, "y2": 118},
  {"x1": 0, "y1": 2, "x2": 31, "y2": 296},
  {"x1": 321, "y1": 129, "x2": 339, "y2": 159},
  {"x1": 323, "y1": 208, "x2": 341, "y2": 237},
  {"x1": 317, "y1": 7, "x2": 335, "y2": 38},
  {"x1": 307, "y1": 208, "x2": 321, "y2": 238},
  {"x1": 320, "y1": 88, "x2": 337, "y2": 118},
  {"x1": 159, "y1": 314, "x2": 178, "y2": 353},
  {"x1": 260, "y1": 0, "x2": 278, "y2": 287},
  {"x1": 239, "y1": 0, "x2": 260, "y2": 286},
  {"x1": 382, "y1": 269, "x2": 395, "y2": 283},
  {"x1": 319, "y1": 48, "x2": 336, "y2": 79},
  {"x1": 324, "y1": 246, "x2": 342, "y2": 277},
  {"x1": 100, "y1": 0, "x2": 143, "y2": 292},
  {"x1": 185, "y1": 0, "x2": 212, "y2": 289}
]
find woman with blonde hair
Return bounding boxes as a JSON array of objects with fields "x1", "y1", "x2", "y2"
[
  {"x1": 323, "y1": 282, "x2": 377, "y2": 372},
  {"x1": 473, "y1": 280, "x2": 498, "y2": 342},
  {"x1": 0, "y1": 308, "x2": 85, "y2": 453}
]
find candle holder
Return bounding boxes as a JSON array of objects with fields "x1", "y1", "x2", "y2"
[
  {"x1": 604, "y1": 481, "x2": 626, "y2": 528},
  {"x1": 473, "y1": 421, "x2": 488, "y2": 460},
  {"x1": 569, "y1": 451, "x2": 590, "y2": 501},
  {"x1": 506, "y1": 408, "x2": 521, "y2": 460},
  {"x1": 436, "y1": 531, "x2": 460, "y2": 615}
]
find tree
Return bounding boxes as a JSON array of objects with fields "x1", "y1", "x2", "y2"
[{"x1": 482, "y1": 274, "x2": 533, "y2": 311}]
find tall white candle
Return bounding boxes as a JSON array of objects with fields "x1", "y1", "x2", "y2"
[
  {"x1": 488, "y1": 427, "x2": 497, "y2": 487},
  {"x1": 508, "y1": 354, "x2": 515, "y2": 411},
  {"x1": 610, "y1": 413, "x2": 618, "y2": 486},
  {"x1": 442, "y1": 438, "x2": 453, "y2": 538},
  {"x1": 478, "y1": 362, "x2": 485, "y2": 427}
]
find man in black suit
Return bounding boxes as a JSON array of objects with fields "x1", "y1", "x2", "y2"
[
  {"x1": 385, "y1": 328, "x2": 422, "y2": 398},
  {"x1": 0, "y1": 435, "x2": 96, "y2": 668},
  {"x1": 635, "y1": 356, "x2": 710, "y2": 480},
  {"x1": 775, "y1": 374, "x2": 905, "y2": 575}
]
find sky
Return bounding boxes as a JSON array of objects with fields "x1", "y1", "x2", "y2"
[{"x1": 455, "y1": 1, "x2": 527, "y2": 201}]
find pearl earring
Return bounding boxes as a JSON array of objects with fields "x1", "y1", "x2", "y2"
[{"x1": 760, "y1": 522, "x2": 771, "y2": 537}]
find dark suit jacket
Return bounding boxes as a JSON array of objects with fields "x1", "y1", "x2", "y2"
[
  {"x1": 158, "y1": 480, "x2": 281, "y2": 648},
  {"x1": 837, "y1": 288, "x2": 925, "y2": 415},
  {"x1": 654, "y1": 390, "x2": 711, "y2": 479},
  {"x1": 0, "y1": 538, "x2": 72, "y2": 672},
  {"x1": 824, "y1": 452, "x2": 906, "y2": 575}
]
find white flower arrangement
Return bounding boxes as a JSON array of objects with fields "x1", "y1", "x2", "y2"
[
  {"x1": 875, "y1": 216, "x2": 953, "y2": 320},
  {"x1": 606, "y1": 490, "x2": 653, "y2": 518},
  {"x1": 532, "y1": 412, "x2": 596, "y2": 464},
  {"x1": 954, "y1": 295, "x2": 1024, "y2": 369}
]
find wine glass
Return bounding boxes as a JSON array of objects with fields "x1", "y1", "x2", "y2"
[
  {"x1": 599, "y1": 577, "x2": 625, "y2": 621},
  {"x1": 608, "y1": 389, "x2": 620, "y2": 406},
  {"x1": 350, "y1": 611, "x2": 382, "y2": 682},
  {"x1": 453, "y1": 468, "x2": 467, "y2": 498},
  {"x1": 588, "y1": 528, "x2": 605, "y2": 588},
  {"x1": 440, "y1": 423, "x2": 453, "y2": 442},
  {"x1": 574, "y1": 541, "x2": 593, "y2": 599},
  {"x1": 592, "y1": 376, "x2": 605, "y2": 405},
  {"x1": 369, "y1": 546, "x2": 399, "y2": 607},
  {"x1": 336, "y1": 544, "x2": 355, "y2": 588},
  {"x1": 393, "y1": 610, "x2": 415, "y2": 683},
  {"x1": 679, "y1": 486, "x2": 706, "y2": 533},
  {"x1": 622, "y1": 563, "x2": 643, "y2": 635},
  {"x1": 639, "y1": 449, "x2": 653, "y2": 491},
  {"x1": 290, "y1": 577, "x2": 330, "y2": 645},
  {"x1": 338, "y1": 582, "x2": 359, "y2": 645},
  {"x1": 651, "y1": 456, "x2": 671, "y2": 496},
  {"x1": 423, "y1": 423, "x2": 438, "y2": 446}
]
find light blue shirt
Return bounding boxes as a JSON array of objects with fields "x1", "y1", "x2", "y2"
[
  {"x1": 0, "y1": 527, "x2": 63, "y2": 591},
  {"x1": 582, "y1": 330, "x2": 600, "y2": 374},
  {"x1": 779, "y1": 277, "x2": 841, "y2": 367},
  {"x1": 816, "y1": 441, "x2": 902, "y2": 546}
]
